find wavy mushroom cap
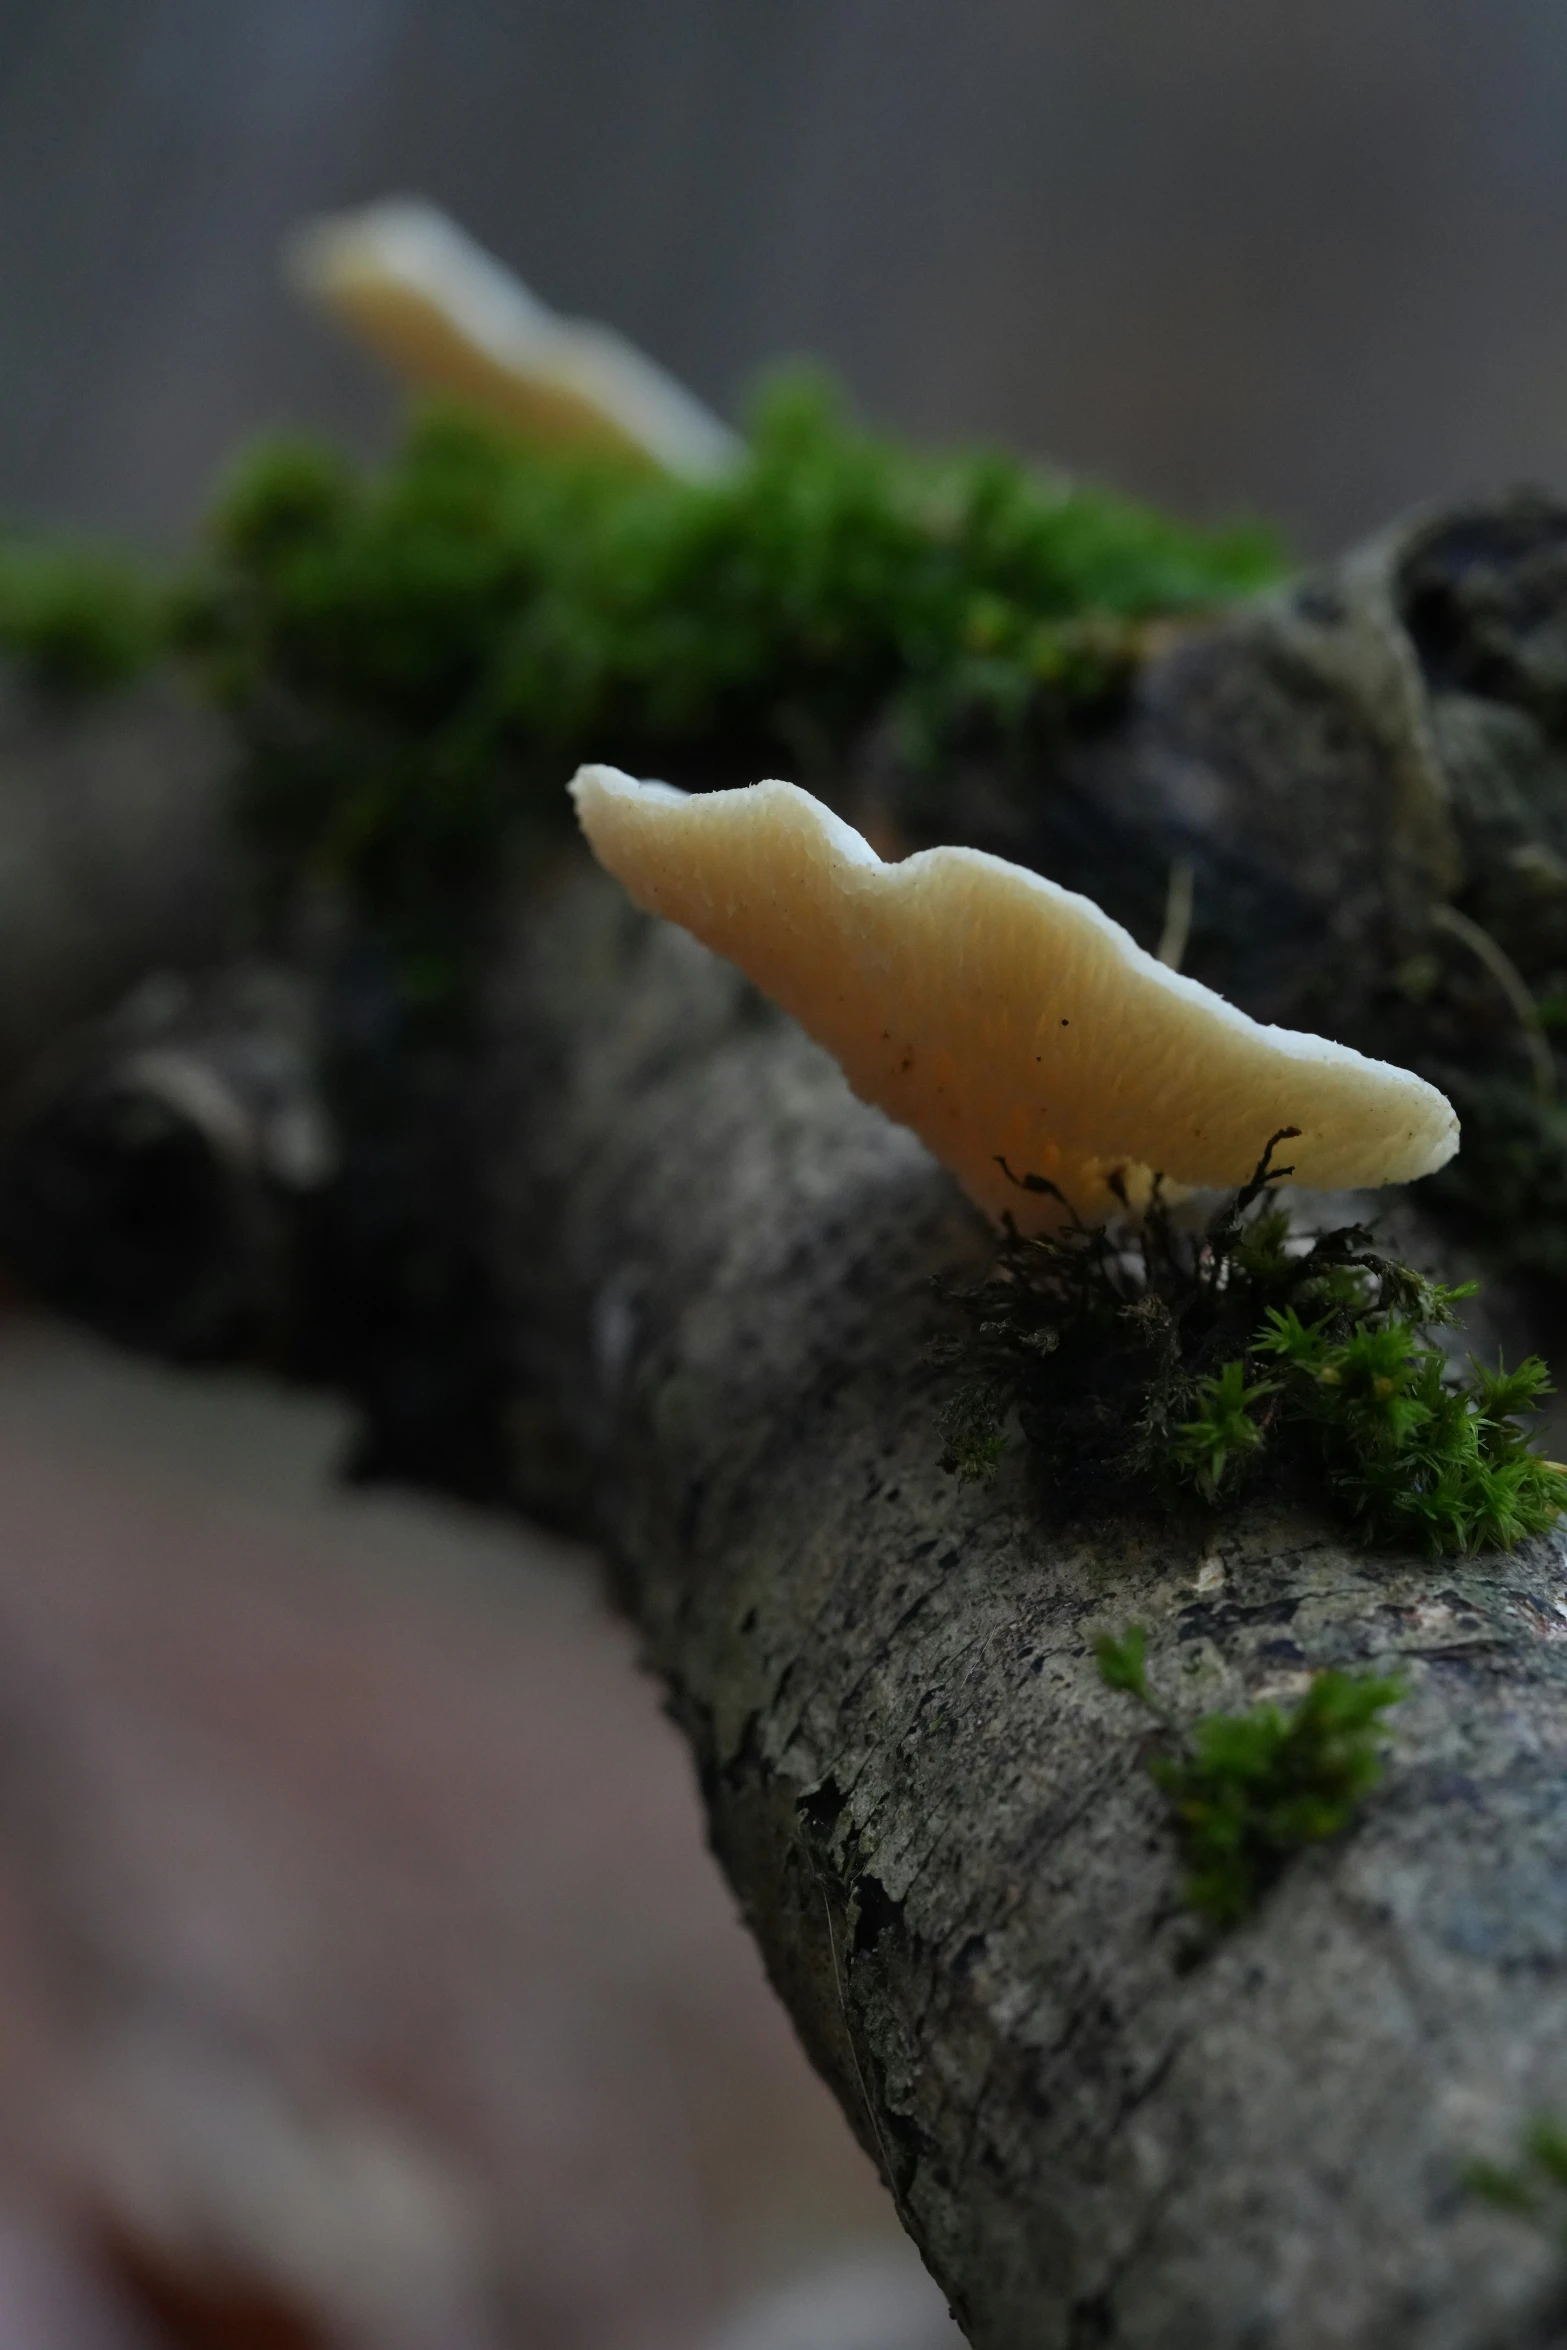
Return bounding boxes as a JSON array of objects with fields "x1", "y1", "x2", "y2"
[
  {"x1": 571, "y1": 765, "x2": 1459, "y2": 1230},
  {"x1": 284, "y1": 198, "x2": 741, "y2": 481}
]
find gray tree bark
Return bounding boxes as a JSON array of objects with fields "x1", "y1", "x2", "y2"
[{"x1": 481, "y1": 861, "x2": 1567, "y2": 2350}]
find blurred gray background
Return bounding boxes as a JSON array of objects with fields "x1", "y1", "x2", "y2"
[{"x1": 0, "y1": 0, "x2": 1565, "y2": 556}]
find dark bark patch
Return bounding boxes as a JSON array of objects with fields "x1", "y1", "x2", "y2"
[{"x1": 852, "y1": 1872, "x2": 908, "y2": 1959}]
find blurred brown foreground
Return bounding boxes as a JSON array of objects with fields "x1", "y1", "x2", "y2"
[{"x1": 0, "y1": 1312, "x2": 959, "y2": 2350}]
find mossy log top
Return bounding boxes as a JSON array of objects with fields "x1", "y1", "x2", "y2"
[{"x1": 484, "y1": 868, "x2": 1567, "y2": 2350}]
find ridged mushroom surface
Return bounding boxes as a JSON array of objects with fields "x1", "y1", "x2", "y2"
[{"x1": 571, "y1": 765, "x2": 1458, "y2": 1228}]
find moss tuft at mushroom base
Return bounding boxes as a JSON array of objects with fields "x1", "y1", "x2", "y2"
[{"x1": 936, "y1": 1145, "x2": 1564, "y2": 1554}]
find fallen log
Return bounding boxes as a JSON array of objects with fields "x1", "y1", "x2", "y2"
[
  {"x1": 478, "y1": 862, "x2": 1567, "y2": 2350},
  {"x1": 8, "y1": 498, "x2": 1567, "y2": 2344}
]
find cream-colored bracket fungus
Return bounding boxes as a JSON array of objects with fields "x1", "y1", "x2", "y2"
[
  {"x1": 285, "y1": 198, "x2": 741, "y2": 481},
  {"x1": 571, "y1": 766, "x2": 1459, "y2": 1231}
]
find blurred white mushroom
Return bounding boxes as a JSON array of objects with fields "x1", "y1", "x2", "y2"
[{"x1": 285, "y1": 196, "x2": 741, "y2": 479}]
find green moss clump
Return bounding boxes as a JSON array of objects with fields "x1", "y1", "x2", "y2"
[
  {"x1": 1466, "y1": 2118, "x2": 1567, "y2": 2234},
  {"x1": 0, "y1": 538, "x2": 165, "y2": 693},
  {"x1": 1244, "y1": 1296, "x2": 1559, "y2": 1553},
  {"x1": 937, "y1": 1134, "x2": 1565, "y2": 1555},
  {"x1": 174, "y1": 374, "x2": 1281, "y2": 961},
  {"x1": 1096, "y1": 1624, "x2": 1401, "y2": 1926}
]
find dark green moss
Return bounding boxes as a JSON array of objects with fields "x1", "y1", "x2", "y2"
[
  {"x1": 1466, "y1": 2119, "x2": 1567, "y2": 2237},
  {"x1": 174, "y1": 374, "x2": 1282, "y2": 963},
  {"x1": 937, "y1": 1136, "x2": 1565, "y2": 1555},
  {"x1": 1096, "y1": 1625, "x2": 1401, "y2": 1926},
  {"x1": 0, "y1": 537, "x2": 165, "y2": 693}
]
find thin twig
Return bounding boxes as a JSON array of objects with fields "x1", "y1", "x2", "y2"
[
  {"x1": 1432, "y1": 903, "x2": 1555, "y2": 1103},
  {"x1": 1156, "y1": 856, "x2": 1196, "y2": 971},
  {"x1": 810, "y1": 1859, "x2": 908, "y2": 2224}
]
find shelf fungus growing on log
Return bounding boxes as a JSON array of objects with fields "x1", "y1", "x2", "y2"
[{"x1": 570, "y1": 765, "x2": 1459, "y2": 1230}]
